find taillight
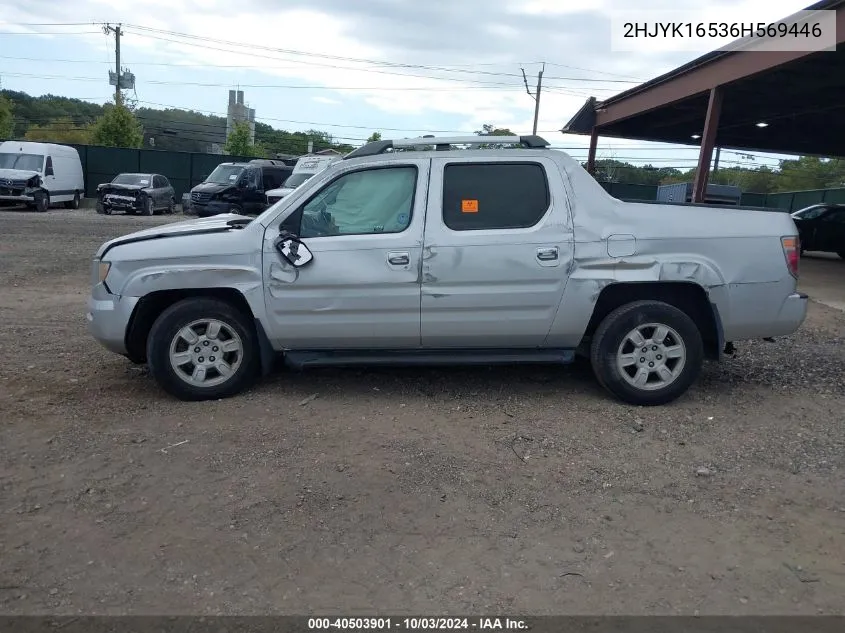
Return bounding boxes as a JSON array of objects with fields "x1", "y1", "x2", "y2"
[{"x1": 781, "y1": 236, "x2": 799, "y2": 278}]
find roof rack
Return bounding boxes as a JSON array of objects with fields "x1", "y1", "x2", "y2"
[{"x1": 343, "y1": 134, "x2": 550, "y2": 160}]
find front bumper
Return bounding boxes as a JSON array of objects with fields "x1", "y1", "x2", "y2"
[
  {"x1": 86, "y1": 283, "x2": 139, "y2": 356},
  {"x1": 0, "y1": 193, "x2": 34, "y2": 202},
  {"x1": 193, "y1": 201, "x2": 234, "y2": 217},
  {"x1": 101, "y1": 194, "x2": 141, "y2": 211}
]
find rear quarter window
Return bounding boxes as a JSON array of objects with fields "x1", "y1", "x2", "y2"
[{"x1": 442, "y1": 162, "x2": 550, "y2": 231}]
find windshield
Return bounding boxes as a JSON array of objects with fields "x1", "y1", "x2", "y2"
[
  {"x1": 112, "y1": 173, "x2": 151, "y2": 186},
  {"x1": 283, "y1": 173, "x2": 313, "y2": 189},
  {"x1": 205, "y1": 164, "x2": 245, "y2": 185},
  {"x1": 0, "y1": 153, "x2": 44, "y2": 172},
  {"x1": 793, "y1": 206, "x2": 827, "y2": 220}
]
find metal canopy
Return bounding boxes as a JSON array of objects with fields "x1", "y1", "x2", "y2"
[
  {"x1": 581, "y1": 44, "x2": 845, "y2": 157},
  {"x1": 561, "y1": 0, "x2": 845, "y2": 201}
]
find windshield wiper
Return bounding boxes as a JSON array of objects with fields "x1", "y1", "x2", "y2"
[{"x1": 226, "y1": 218, "x2": 252, "y2": 229}]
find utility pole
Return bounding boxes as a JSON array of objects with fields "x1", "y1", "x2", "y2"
[
  {"x1": 713, "y1": 146, "x2": 721, "y2": 172},
  {"x1": 521, "y1": 63, "x2": 545, "y2": 135},
  {"x1": 103, "y1": 23, "x2": 123, "y2": 104}
]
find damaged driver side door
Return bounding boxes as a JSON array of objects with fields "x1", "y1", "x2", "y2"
[{"x1": 261, "y1": 159, "x2": 430, "y2": 350}]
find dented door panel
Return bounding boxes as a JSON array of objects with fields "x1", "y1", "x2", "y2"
[
  {"x1": 260, "y1": 158, "x2": 430, "y2": 350},
  {"x1": 420, "y1": 156, "x2": 575, "y2": 348}
]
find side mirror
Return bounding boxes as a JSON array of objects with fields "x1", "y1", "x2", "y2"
[
  {"x1": 45, "y1": 165, "x2": 54, "y2": 177},
  {"x1": 274, "y1": 232, "x2": 313, "y2": 267}
]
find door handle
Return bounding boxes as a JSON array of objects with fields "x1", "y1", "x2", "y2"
[
  {"x1": 536, "y1": 247, "x2": 558, "y2": 261},
  {"x1": 387, "y1": 251, "x2": 410, "y2": 266}
]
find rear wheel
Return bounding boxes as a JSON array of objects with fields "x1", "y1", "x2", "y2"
[
  {"x1": 590, "y1": 300, "x2": 704, "y2": 406},
  {"x1": 64, "y1": 192, "x2": 80, "y2": 209},
  {"x1": 230, "y1": 204, "x2": 243, "y2": 215},
  {"x1": 146, "y1": 298, "x2": 260, "y2": 401},
  {"x1": 168, "y1": 197, "x2": 176, "y2": 214},
  {"x1": 34, "y1": 191, "x2": 49, "y2": 212}
]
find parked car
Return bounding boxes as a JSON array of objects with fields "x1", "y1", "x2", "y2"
[
  {"x1": 188, "y1": 159, "x2": 292, "y2": 217},
  {"x1": 87, "y1": 134, "x2": 807, "y2": 406},
  {"x1": 0, "y1": 141, "x2": 84, "y2": 212},
  {"x1": 265, "y1": 154, "x2": 340, "y2": 205},
  {"x1": 791, "y1": 203, "x2": 845, "y2": 258},
  {"x1": 96, "y1": 173, "x2": 176, "y2": 216}
]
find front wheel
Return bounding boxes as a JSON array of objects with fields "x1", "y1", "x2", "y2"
[
  {"x1": 142, "y1": 196, "x2": 154, "y2": 216},
  {"x1": 34, "y1": 191, "x2": 49, "y2": 212},
  {"x1": 590, "y1": 300, "x2": 703, "y2": 406},
  {"x1": 146, "y1": 298, "x2": 260, "y2": 401}
]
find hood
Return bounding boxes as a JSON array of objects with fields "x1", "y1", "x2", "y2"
[
  {"x1": 192, "y1": 182, "x2": 231, "y2": 194},
  {"x1": 96, "y1": 213, "x2": 249, "y2": 258},
  {"x1": 0, "y1": 168, "x2": 41, "y2": 182},
  {"x1": 100, "y1": 183, "x2": 145, "y2": 193},
  {"x1": 266, "y1": 187, "x2": 294, "y2": 197}
]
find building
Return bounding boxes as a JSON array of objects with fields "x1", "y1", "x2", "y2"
[{"x1": 226, "y1": 90, "x2": 256, "y2": 145}]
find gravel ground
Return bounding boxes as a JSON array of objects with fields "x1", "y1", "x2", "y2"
[{"x1": 1, "y1": 207, "x2": 844, "y2": 615}]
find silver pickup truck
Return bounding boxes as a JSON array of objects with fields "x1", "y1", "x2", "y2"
[{"x1": 87, "y1": 135, "x2": 807, "y2": 406}]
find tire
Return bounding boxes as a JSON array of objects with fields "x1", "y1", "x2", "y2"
[
  {"x1": 168, "y1": 198, "x2": 176, "y2": 214},
  {"x1": 34, "y1": 191, "x2": 49, "y2": 213},
  {"x1": 837, "y1": 250, "x2": 845, "y2": 260},
  {"x1": 96, "y1": 201, "x2": 105, "y2": 215},
  {"x1": 146, "y1": 298, "x2": 260, "y2": 401},
  {"x1": 64, "y1": 192, "x2": 80, "y2": 210},
  {"x1": 141, "y1": 196, "x2": 154, "y2": 216},
  {"x1": 590, "y1": 300, "x2": 704, "y2": 406},
  {"x1": 230, "y1": 205, "x2": 243, "y2": 215}
]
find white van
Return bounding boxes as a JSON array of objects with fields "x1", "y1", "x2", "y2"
[
  {"x1": 0, "y1": 141, "x2": 85, "y2": 212},
  {"x1": 265, "y1": 154, "x2": 340, "y2": 205}
]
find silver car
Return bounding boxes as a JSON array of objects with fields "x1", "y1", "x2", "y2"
[{"x1": 87, "y1": 135, "x2": 807, "y2": 406}]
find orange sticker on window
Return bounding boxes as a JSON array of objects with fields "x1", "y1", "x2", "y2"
[{"x1": 461, "y1": 199, "x2": 479, "y2": 213}]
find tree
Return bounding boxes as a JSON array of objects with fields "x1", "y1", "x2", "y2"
[
  {"x1": 474, "y1": 123, "x2": 516, "y2": 148},
  {"x1": 0, "y1": 95, "x2": 13, "y2": 139},
  {"x1": 24, "y1": 117, "x2": 92, "y2": 144},
  {"x1": 223, "y1": 121, "x2": 266, "y2": 157},
  {"x1": 89, "y1": 103, "x2": 143, "y2": 148},
  {"x1": 778, "y1": 156, "x2": 845, "y2": 191},
  {"x1": 367, "y1": 131, "x2": 382, "y2": 143}
]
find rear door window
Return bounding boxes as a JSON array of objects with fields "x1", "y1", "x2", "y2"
[{"x1": 441, "y1": 162, "x2": 550, "y2": 231}]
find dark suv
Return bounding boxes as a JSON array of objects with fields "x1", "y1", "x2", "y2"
[{"x1": 188, "y1": 160, "x2": 292, "y2": 217}]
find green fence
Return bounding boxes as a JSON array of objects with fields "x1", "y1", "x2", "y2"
[
  {"x1": 598, "y1": 181, "x2": 658, "y2": 201},
  {"x1": 754, "y1": 187, "x2": 845, "y2": 211},
  {"x1": 68, "y1": 144, "x2": 259, "y2": 198},
  {"x1": 596, "y1": 181, "x2": 845, "y2": 211},
  {"x1": 15, "y1": 141, "x2": 845, "y2": 209}
]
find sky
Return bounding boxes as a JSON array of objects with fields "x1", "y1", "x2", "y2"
[{"x1": 0, "y1": 0, "x2": 815, "y2": 171}]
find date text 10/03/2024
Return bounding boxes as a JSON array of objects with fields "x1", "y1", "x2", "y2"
[{"x1": 307, "y1": 618, "x2": 529, "y2": 630}]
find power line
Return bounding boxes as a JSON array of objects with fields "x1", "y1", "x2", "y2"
[
  {"x1": 122, "y1": 24, "x2": 641, "y2": 84},
  {"x1": 1, "y1": 22, "x2": 644, "y2": 84},
  {"x1": 0, "y1": 22, "x2": 97, "y2": 26},
  {"x1": 0, "y1": 53, "x2": 622, "y2": 97},
  {"x1": 0, "y1": 30, "x2": 103, "y2": 35},
  {"x1": 121, "y1": 29, "x2": 623, "y2": 92},
  {"x1": 0, "y1": 71, "x2": 540, "y2": 91},
  {"x1": 543, "y1": 62, "x2": 645, "y2": 81}
]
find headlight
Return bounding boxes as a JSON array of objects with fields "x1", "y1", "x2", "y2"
[{"x1": 98, "y1": 260, "x2": 112, "y2": 283}]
